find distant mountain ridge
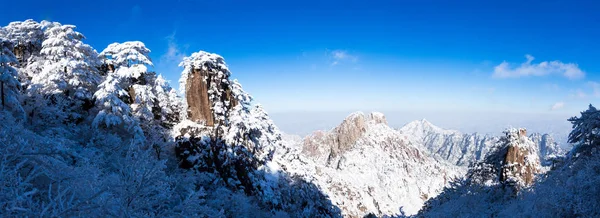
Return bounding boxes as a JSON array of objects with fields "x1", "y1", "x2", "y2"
[
  {"x1": 398, "y1": 118, "x2": 564, "y2": 167},
  {"x1": 277, "y1": 111, "x2": 565, "y2": 216}
]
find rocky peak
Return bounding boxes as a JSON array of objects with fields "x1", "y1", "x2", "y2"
[
  {"x1": 285, "y1": 112, "x2": 463, "y2": 216},
  {"x1": 302, "y1": 111, "x2": 390, "y2": 166},
  {"x1": 180, "y1": 51, "x2": 238, "y2": 127},
  {"x1": 185, "y1": 67, "x2": 215, "y2": 126},
  {"x1": 500, "y1": 128, "x2": 540, "y2": 186},
  {"x1": 368, "y1": 112, "x2": 387, "y2": 125},
  {"x1": 529, "y1": 133, "x2": 564, "y2": 163},
  {"x1": 399, "y1": 119, "x2": 460, "y2": 144}
]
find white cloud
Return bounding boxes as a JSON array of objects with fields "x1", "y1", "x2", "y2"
[
  {"x1": 330, "y1": 50, "x2": 357, "y2": 66},
  {"x1": 161, "y1": 32, "x2": 186, "y2": 63},
  {"x1": 551, "y1": 102, "x2": 565, "y2": 110},
  {"x1": 154, "y1": 31, "x2": 188, "y2": 91},
  {"x1": 492, "y1": 54, "x2": 585, "y2": 80}
]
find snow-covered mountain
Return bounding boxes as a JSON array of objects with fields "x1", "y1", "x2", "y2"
[
  {"x1": 3, "y1": 18, "x2": 597, "y2": 218},
  {"x1": 275, "y1": 112, "x2": 567, "y2": 217},
  {"x1": 398, "y1": 119, "x2": 564, "y2": 167},
  {"x1": 275, "y1": 112, "x2": 463, "y2": 217}
]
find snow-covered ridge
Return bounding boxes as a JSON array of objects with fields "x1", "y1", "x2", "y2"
[
  {"x1": 399, "y1": 118, "x2": 461, "y2": 138},
  {"x1": 278, "y1": 111, "x2": 464, "y2": 217},
  {"x1": 398, "y1": 118, "x2": 564, "y2": 167}
]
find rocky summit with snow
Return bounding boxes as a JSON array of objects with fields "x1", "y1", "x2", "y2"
[
  {"x1": 282, "y1": 112, "x2": 463, "y2": 216},
  {"x1": 1, "y1": 19, "x2": 600, "y2": 218}
]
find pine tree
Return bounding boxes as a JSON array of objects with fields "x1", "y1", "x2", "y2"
[
  {"x1": 0, "y1": 20, "x2": 44, "y2": 65},
  {"x1": 32, "y1": 22, "x2": 101, "y2": 98},
  {"x1": 92, "y1": 73, "x2": 138, "y2": 131},
  {"x1": 568, "y1": 104, "x2": 600, "y2": 154},
  {"x1": 0, "y1": 39, "x2": 23, "y2": 115},
  {"x1": 99, "y1": 41, "x2": 155, "y2": 122},
  {"x1": 25, "y1": 22, "x2": 101, "y2": 122},
  {"x1": 153, "y1": 74, "x2": 181, "y2": 127},
  {"x1": 100, "y1": 41, "x2": 152, "y2": 69}
]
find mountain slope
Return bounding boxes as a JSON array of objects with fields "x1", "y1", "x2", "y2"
[{"x1": 276, "y1": 112, "x2": 463, "y2": 217}]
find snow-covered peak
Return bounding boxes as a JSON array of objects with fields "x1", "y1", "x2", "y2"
[
  {"x1": 368, "y1": 111, "x2": 387, "y2": 125},
  {"x1": 279, "y1": 112, "x2": 463, "y2": 216},
  {"x1": 179, "y1": 51, "x2": 229, "y2": 71},
  {"x1": 399, "y1": 118, "x2": 460, "y2": 141},
  {"x1": 337, "y1": 111, "x2": 388, "y2": 129}
]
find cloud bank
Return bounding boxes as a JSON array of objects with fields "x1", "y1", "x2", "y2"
[{"x1": 493, "y1": 54, "x2": 584, "y2": 80}]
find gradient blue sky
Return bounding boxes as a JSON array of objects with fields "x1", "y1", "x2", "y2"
[{"x1": 2, "y1": 0, "x2": 599, "y2": 115}]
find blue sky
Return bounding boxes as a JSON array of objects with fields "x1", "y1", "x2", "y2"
[{"x1": 2, "y1": 0, "x2": 599, "y2": 116}]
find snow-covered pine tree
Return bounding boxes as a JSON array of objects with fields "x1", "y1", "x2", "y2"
[
  {"x1": 567, "y1": 104, "x2": 600, "y2": 155},
  {"x1": 99, "y1": 42, "x2": 155, "y2": 122},
  {"x1": 153, "y1": 74, "x2": 181, "y2": 127},
  {"x1": 32, "y1": 22, "x2": 101, "y2": 98},
  {"x1": 92, "y1": 73, "x2": 141, "y2": 136},
  {"x1": 100, "y1": 41, "x2": 152, "y2": 69},
  {"x1": 0, "y1": 39, "x2": 24, "y2": 116},
  {"x1": 249, "y1": 104, "x2": 280, "y2": 162},
  {"x1": 26, "y1": 22, "x2": 101, "y2": 122},
  {"x1": 1, "y1": 20, "x2": 46, "y2": 89},
  {"x1": 0, "y1": 20, "x2": 44, "y2": 66},
  {"x1": 97, "y1": 41, "x2": 181, "y2": 153}
]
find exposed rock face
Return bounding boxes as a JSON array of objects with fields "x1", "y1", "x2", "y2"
[
  {"x1": 303, "y1": 112, "x2": 386, "y2": 166},
  {"x1": 331, "y1": 112, "x2": 367, "y2": 160},
  {"x1": 185, "y1": 68, "x2": 214, "y2": 126},
  {"x1": 501, "y1": 145, "x2": 538, "y2": 185},
  {"x1": 499, "y1": 129, "x2": 540, "y2": 186}
]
